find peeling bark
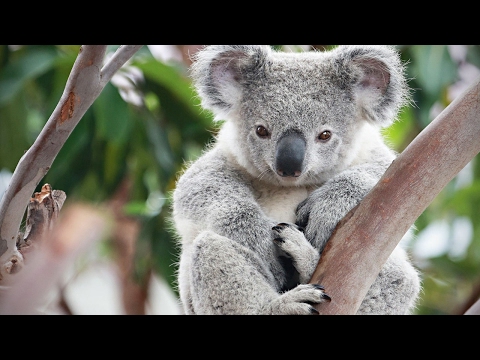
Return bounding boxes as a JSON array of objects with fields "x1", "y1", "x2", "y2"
[
  {"x1": 60, "y1": 92, "x2": 76, "y2": 124},
  {"x1": 18, "y1": 184, "x2": 66, "y2": 258},
  {"x1": 0, "y1": 183, "x2": 66, "y2": 284}
]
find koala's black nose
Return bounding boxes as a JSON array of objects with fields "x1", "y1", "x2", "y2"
[{"x1": 275, "y1": 131, "x2": 306, "y2": 177}]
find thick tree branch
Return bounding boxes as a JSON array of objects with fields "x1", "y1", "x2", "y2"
[
  {"x1": 459, "y1": 289, "x2": 480, "y2": 316},
  {"x1": 0, "y1": 45, "x2": 143, "y2": 283},
  {"x1": 310, "y1": 75, "x2": 480, "y2": 315},
  {"x1": 464, "y1": 297, "x2": 480, "y2": 315}
]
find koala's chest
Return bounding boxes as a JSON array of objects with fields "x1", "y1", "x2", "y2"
[{"x1": 254, "y1": 185, "x2": 310, "y2": 223}]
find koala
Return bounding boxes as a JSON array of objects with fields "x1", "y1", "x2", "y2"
[{"x1": 172, "y1": 45, "x2": 421, "y2": 315}]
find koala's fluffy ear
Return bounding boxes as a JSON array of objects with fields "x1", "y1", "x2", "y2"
[
  {"x1": 333, "y1": 45, "x2": 411, "y2": 127},
  {"x1": 190, "y1": 45, "x2": 271, "y2": 121}
]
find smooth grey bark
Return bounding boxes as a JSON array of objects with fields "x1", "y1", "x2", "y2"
[{"x1": 0, "y1": 45, "x2": 143, "y2": 284}]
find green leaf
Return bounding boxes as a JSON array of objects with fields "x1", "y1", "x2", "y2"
[
  {"x1": 0, "y1": 95, "x2": 30, "y2": 171},
  {"x1": 0, "y1": 46, "x2": 58, "y2": 104},
  {"x1": 92, "y1": 82, "x2": 132, "y2": 145},
  {"x1": 382, "y1": 105, "x2": 415, "y2": 152},
  {"x1": 132, "y1": 58, "x2": 206, "y2": 122}
]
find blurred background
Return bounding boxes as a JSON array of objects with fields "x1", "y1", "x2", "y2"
[{"x1": 0, "y1": 45, "x2": 479, "y2": 315}]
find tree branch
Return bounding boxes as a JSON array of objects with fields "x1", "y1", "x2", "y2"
[
  {"x1": 464, "y1": 297, "x2": 480, "y2": 315},
  {"x1": 0, "y1": 45, "x2": 143, "y2": 283},
  {"x1": 100, "y1": 45, "x2": 144, "y2": 87},
  {"x1": 310, "y1": 75, "x2": 480, "y2": 315}
]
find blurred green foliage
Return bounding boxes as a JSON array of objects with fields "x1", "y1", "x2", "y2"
[{"x1": 0, "y1": 45, "x2": 479, "y2": 314}]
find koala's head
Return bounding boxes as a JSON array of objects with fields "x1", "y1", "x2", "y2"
[{"x1": 190, "y1": 45, "x2": 410, "y2": 186}]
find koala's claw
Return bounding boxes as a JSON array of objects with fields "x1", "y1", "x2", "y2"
[
  {"x1": 272, "y1": 223, "x2": 290, "y2": 231},
  {"x1": 310, "y1": 306, "x2": 319, "y2": 314},
  {"x1": 272, "y1": 222, "x2": 304, "y2": 233},
  {"x1": 273, "y1": 237, "x2": 285, "y2": 244},
  {"x1": 311, "y1": 284, "x2": 330, "y2": 301}
]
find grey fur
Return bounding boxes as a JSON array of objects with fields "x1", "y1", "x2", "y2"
[{"x1": 172, "y1": 45, "x2": 421, "y2": 315}]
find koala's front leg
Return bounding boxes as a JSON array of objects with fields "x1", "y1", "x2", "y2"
[
  {"x1": 295, "y1": 169, "x2": 421, "y2": 314},
  {"x1": 296, "y1": 170, "x2": 378, "y2": 251}
]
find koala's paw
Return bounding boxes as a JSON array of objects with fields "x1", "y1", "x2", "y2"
[
  {"x1": 295, "y1": 190, "x2": 340, "y2": 251},
  {"x1": 272, "y1": 222, "x2": 306, "y2": 258},
  {"x1": 272, "y1": 223, "x2": 320, "y2": 283},
  {"x1": 267, "y1": 283, "x2": 331, "y2": 315}
]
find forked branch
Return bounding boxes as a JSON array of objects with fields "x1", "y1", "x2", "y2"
[{"x1": 0, "y1": 45, "x2": 143, "y2": 283}]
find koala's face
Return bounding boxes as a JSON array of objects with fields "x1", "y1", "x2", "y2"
[
  {"x1": 191, "y1": 45, "x2": 409, "y2": 186},
  {"x1": 235, "y1": 61, "x2": 360, "y2": 186}
]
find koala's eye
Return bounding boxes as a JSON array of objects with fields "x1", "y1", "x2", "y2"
[
  {"x1": 318, "y1": 130, "x2": 331, "y2": 142},
  {"x1": 256, "y1": 125, "x2": 270, "y2": 138}
]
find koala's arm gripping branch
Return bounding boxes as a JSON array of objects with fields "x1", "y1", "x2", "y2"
[
  {"x1": 0, "y1": 45, "x2": 143, "y2": 283},
  {"x1": 310, "y1": 75, "x2": 480, "y2": 315}
]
